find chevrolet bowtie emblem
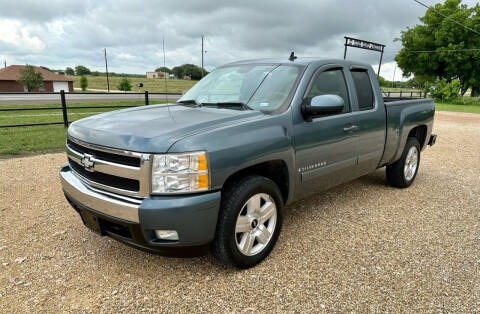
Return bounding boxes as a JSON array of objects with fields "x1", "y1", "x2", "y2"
[{"x1": 81, "y1": 153, "x2": 95, "y2": 171}]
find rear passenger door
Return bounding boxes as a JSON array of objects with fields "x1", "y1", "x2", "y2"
[
  {"x1": 349, "y1": 67, "x2": 386, "y2": 176},
  {"x1": 293, "y1": 65, "x2": 359, "y2": 198}
]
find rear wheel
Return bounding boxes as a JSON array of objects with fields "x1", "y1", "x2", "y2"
[
  {"x1": 386, "y1": 137, "x2": 421, "y2": 188},
  {"x1": 211, "y1": 175, "x2": 283, "y2": 268}
]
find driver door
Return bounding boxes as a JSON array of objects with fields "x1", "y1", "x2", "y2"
[{"x1": 293, "y1": 66, "x2": 359, "y2": 199}]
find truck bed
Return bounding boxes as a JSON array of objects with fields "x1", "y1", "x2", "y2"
[{"x1": 380, "y1": 97, "x2": 435, "y2": 167}]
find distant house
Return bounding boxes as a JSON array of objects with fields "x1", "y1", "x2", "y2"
[
  {"x1": 0, "y1": 65, "x2": 74, "y2": 92},
  {"x1": 146, "y1": 71, "x2": 169, "y2": 79}
]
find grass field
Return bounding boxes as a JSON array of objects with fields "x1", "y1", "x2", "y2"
[
  {"x1": 435, "y1": 103, "x2": 480, "y2": 114},
  {"x1": 69, "y1": 76, "x2": 197, "y2": 93},
  {"x1": 0, "y1": 101, "x2": 155, "y2": 156}
]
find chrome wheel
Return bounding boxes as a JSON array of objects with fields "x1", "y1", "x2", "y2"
[
  {"x1": 235, "y1": 193, "x2": 277, "y2": 256},
  {"x1": 404, "y1": 146, "x2": 419, "y2": 181}
]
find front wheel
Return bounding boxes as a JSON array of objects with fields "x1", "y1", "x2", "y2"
[
  {"x1": 211, "y1": 175, "x2": 283, "y2": 268},
  {"x1": 386, "y1": 137, "x2": 421, "y2": 188}
]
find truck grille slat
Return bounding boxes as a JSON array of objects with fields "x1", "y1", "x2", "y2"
[
  {"x1": 67, "y1": 139, "x2": 140, "y2": 167},
  {"x1": 69, "y1": 158, "x2": 140, "y2": 192}
]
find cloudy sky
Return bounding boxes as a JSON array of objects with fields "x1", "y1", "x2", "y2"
[{"x1": 0, "y1": 0, "x2": 477, "y2": 81}]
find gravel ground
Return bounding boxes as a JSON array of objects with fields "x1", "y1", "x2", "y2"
[{"x1": 0, "y1": 111, "x2": 479, "y2": 312}]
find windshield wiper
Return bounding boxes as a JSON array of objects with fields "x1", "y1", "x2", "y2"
[
  {"x1": 201, "y1": 102, "x2": 252, "y2": 110},
  {"x1": 177, "y1": 99, "x2": 202, "y2": 107}
]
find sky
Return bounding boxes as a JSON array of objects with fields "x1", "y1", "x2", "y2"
[{"x1": 0, "y1": 0, "x2": 477, "y2": 81}]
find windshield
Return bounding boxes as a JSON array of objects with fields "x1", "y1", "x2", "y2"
[{"x1": 179, "y1": 64, "x2": 303, "y2": 111}]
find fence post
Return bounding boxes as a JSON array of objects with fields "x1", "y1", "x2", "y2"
[
  {"x1": 145, "y1": 90, "x2": 149, "y2": 106},
  {"x1": 400, "y1": 90, "x2": 402, "y2": 98},
  {"x1": 60, "y1": 90, "x2": 69, "y2": 128}
]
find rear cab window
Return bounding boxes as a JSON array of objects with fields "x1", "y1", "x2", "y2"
[{"x1": 350, "y1": 70, "x2": 375, "y2": 111}]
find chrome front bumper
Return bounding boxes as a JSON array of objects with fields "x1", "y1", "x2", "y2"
[{"x1": 60, "y1": 164, "x2": 141, "y2": 222}]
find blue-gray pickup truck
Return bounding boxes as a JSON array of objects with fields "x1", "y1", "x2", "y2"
[{"x1": 60, "y1": 57, "x2": 436, "y2": 268}]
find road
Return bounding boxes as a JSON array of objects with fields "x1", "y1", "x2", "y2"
[
  {"x1": 0, "y1": 93, "x2": 181, "y2": 105},
  {"x1": 0, "y1": 111, "x2": 479, "y2": 311}
]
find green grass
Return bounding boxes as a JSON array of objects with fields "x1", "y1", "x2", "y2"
[
  {"x1": 435, "y1": 103, "x2": 480, "y2": 114},
  {"x1": 0, "y1": 101, "x2": 161, "y2": 156},
  {"x1": 69, "y1": 75, "x2": 197, "y2": 93},
  {"x1": 435, "y1": 96, "x2": 480, "y2": 114}
]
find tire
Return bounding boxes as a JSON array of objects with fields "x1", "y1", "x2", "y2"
[
  {"x1": 211, "y1": 175, "x2": 284, "y2": 268},
  {"x1": 386, "y1": 137, "x2": 421, "y2": 188}
]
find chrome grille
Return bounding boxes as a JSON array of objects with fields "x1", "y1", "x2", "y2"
[{"x1": 66, "y1": 137, "x2": 151, "y2": 198}]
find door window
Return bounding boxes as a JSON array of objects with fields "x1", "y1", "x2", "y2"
[
  {"x1": 307, "y1": 69, "x2": 351, "y2": 114},
  {"x1": 351, "y1": 70, "x2": 375, "y2": 110}
]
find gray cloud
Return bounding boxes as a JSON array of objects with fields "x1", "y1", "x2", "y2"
[{"x1": 0, "y1": 0, "x2": 477, "y2": 79}]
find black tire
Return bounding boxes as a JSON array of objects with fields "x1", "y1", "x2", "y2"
[
  {"x1": 211, "y1": 175, "x2": 284, "y2": 268},
  {"x1": 386, "y1": 137, "x2": 421, "y2": 188}
]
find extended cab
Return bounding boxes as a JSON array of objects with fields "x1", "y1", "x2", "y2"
[{"x1": 60, "y1": 58, "x2": 436, "y2": 268}]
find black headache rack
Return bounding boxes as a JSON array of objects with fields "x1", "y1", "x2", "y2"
[{"x1": 382, "y1": 90, "x2": 427, "y2": 102}]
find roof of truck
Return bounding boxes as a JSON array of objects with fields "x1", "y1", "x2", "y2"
[{"x1": 223, "y1": 57, "x2": 373, "y2": 69}]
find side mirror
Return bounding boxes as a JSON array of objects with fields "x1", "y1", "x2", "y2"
[{"x1": 302, "y1": 94, "x2": 344, "y2": 121}]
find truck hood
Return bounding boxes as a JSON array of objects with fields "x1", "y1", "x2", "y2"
[{"x1": 67, "y1": 104, "x2": 263, "y2": 153}]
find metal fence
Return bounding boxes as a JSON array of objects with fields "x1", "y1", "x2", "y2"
[{"x1": 0, "y1": 90, "x2": 181, "y2": 128}]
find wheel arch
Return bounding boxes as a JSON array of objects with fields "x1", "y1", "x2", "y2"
[
  {"x1": 408, "y1": 125, "x2": 428, "y2": 150},
  {"x1": 220, "y1": 160, "x2": 291, "y2": 205}
]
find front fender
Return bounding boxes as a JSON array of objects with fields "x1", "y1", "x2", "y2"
[{"x1": 168, "y1": 113, "x2": 295, "y2": 203}]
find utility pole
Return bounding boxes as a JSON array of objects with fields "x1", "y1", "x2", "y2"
[
  {"x1": 201, "y1": 36, "x2": 205, "y2": 78},
  {"x1": 4, "y1": 60, "x2": 6, "y2": 68},
  {"x1": 104, "y1": 48, "x2": 110, "y2": 92},
  {"x1": 392, "y1": 64, "x2": 397, "y2": 88}
]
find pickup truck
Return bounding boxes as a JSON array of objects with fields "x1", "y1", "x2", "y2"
[{"x1": 60, "y1": 57, "x2": 436, "y2": 268}]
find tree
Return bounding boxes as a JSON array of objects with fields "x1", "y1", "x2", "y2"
[
  {"x1": 395, "y1": 0, "x2": 480, "y2": 96},
  {"x1": 65, "y1": 67, "x2": 75, "y2": 75},
  {"x1": 80, "y1": 75, "x2": 88, "y2": 91},
  {"x1": 117, "y1": 77, "x2": 132, "y2": 91},
  {"x1": 172, "y1": 64, "x2": 204, "y2": 80},
  {"x1": 92, "y1": 71, "x2": 100, "y2": 76},
  {"x1": 154, "y1": 66, "x2": 172, "y2": 74},
  {"x1": 75, "y1": 65, "x2": 91, "y2": 76},
  {"x1": 17, "y1": 65, "x2": 43, "y2": 92}
]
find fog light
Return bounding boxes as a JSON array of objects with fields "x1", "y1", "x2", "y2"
[{"x1": 154, "y1": 230, "x2": 179, "y2": 241}]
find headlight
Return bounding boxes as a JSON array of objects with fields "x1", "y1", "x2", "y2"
[{"x1": 151, "y1": 151, "x2": 209, "y2": 194}]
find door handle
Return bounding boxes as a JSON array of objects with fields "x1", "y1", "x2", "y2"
[{"x1": 343, "y1": 125, "x2": 358, "y2": 132}]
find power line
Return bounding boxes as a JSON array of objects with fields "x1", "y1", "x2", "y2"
[
  {"x1": 404, "y1": 48, "x2": 480, "y2": 53},
  {"x1": 413, "y1": 0, "x2": 480, "y2": 36}
]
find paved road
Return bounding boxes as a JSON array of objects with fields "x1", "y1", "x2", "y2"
[
  {"x1": 0, "y1": 93, "x2": 181, "y2": 105},
  {"x1": 0, "y1": 111, "x2": 479, "y2": 311}
]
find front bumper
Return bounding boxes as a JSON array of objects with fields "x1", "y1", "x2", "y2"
[{"x1": 60, "y1": 164, "x2": 221, "y2": 254}]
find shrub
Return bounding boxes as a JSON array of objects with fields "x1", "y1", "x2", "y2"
[
  {"x1": 117, "y1": 78, "x2": 132, "y2": 92},
  {"x1": 424, "y1": 79, "x2": 460, "y2": 102},
  {"x1": 80, "y1": 75, "x2": 88, "y2": 91}
]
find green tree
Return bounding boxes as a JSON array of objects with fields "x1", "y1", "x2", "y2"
[
  {"x1": 75, "y1": 65, "x2": 91, "y2": 76},
  {"x1": 65, "y1": 67, "x2": 75, "y2": 75},
  {"x1": 395, "y1": 0, "x2": 480, "y2": 96},
  {"x1": 79, "y1": 75, "x2": 88, "y2": 91},
  {"x1": 172, "y1": 64, "x2": 204, "y2": 80},
  {"x1": 17, "y1": 65, "x2": 43, "y2": 92},
  {"x1": 117, "y1": 77, "x2": 132, "y2": 91},
  {"x1": 92, "y1": 71, "x2": 100, "y2": 76},
  {"x1": 154, "y1": 66, "x2": 172, "y2": 74}
]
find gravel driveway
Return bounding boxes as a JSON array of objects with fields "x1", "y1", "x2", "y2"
[{"x1": 0, "y1": 111, "x2": 479, "y2": 312}]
